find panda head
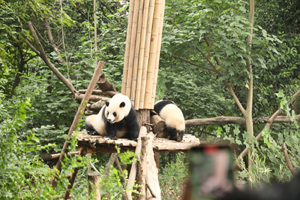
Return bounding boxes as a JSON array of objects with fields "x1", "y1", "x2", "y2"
[{"x1": 105, "y1": 94, "x2": 131, "y2": 124}]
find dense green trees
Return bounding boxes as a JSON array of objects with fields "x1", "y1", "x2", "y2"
[{"x1": 1, "y1": 0, "x2": 300, "y2": 198}]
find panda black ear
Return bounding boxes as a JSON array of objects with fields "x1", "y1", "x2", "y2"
[
  {"x1": 106, "y1": 102, "x2": 109, "y2": 107},
  {"x1": 120, "y1": 102, "x2": 125, "y2": 108}
]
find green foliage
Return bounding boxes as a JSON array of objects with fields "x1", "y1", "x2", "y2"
[
  {"x1": 0, "y1": 98, "x2": 64, "y2": 198},
  {"x1": 100, "y1": 146, "x2": 140, "y2": 199},
  {"x1": 159, "y1": 154, "x2": 188, "y2": 200}
]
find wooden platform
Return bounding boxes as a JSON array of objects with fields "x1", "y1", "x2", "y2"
[{"x1": 77, "y1": 130, "x2": 200, "y2": 154}]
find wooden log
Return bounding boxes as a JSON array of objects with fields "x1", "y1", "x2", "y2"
[
  {"x1": 89, "y1": 100, "x2": 107, "y2": 111},
  {"x1": 126, "y1": 0, "x2": 140, "y2": 97},
  {"x1": 97, "y1": 73, "x2": 116, "y2": 92},
  {"x1": 78, "y1": 89, "x2": 116, "y2": 97},
  {"x1": 139, "y1": 0, "x2": 156, "y2": 108},
  {"x1": 88, "y1": 172, "x2": 101, "y2": 200},
  {"x1": 75, "y1": 93, "x2": 111, "y2": 102},
  {"x1": 145, "y1": 132, "x2": 161, "y2": 199},
  {"x1": 151, "y1": 0, "x2": 165, "y2": 108},
  {"x1": 144, "y1": 0, "x2": 163, "y2": 109},
  {"x1": 131, "y1": 0, "x2": 145, "y2": 106},
  {"x1": 135, "y1": 0, "x2": 151, "y2": 109},
  {"x1": 137, "y1": 135, "x2": 149, "y2": 200},
  {"x1": 126, "y1": 126, "x2": 147, "y2": 200},
  {"x1": 85, "y1": 109, "x2": 98, "y2": 116},
  {"x1": 122, "y1": 0, "x2": 135, "y2": 94},
  {"x1": 185, "y1": 114, "x2": 300, "y2": 127},
  {"x1": 150, "y1": 114, "x2": 165, "y2": 137},
  {"x1": 40, "y1": 151, "x2": 80, "y2": 161}
]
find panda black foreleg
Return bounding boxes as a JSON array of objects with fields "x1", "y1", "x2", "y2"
[
  {"x1": 105, "y1": 122, "x2": 118, "y2": 139},
  {"x1": 124, "y1": 108, "x2": 140, "y2": 140}
]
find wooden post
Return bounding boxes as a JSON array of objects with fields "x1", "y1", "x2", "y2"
[
  {"x1": 88, "y1": 172, "x2": 101, "y2": 200},
  {"x1": 136, "y1": 109, "x2": 150, "y2": 129},
  {"x1": 145, "y1": 133, "x2": 161, "y2": 199},
  {"x1": 126, "y1": 126, "x2": 147, "y2": 200},
  {"x1": 137, "y1": 136, "x2": 149, "y2": 200}
]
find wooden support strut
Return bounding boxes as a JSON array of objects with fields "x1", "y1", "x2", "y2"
[
  {"x1": 51, "y1": 61, "x2": 104, "y2": 191},
  {"x1": 88, "y1": 172, "x2": 101, "y2": 200}
]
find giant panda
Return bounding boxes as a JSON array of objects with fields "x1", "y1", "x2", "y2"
[
  {"x1": 153, "y1": 99, "x2": 185, "y2": 141},
  {"x1": 85, "y1": 94, "x2": 140, "y2": 140}
]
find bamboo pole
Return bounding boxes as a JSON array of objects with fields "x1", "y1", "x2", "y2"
[
  {"x1": 121, "y1": 0, "x2": 135, "y2": 94},
  {"x1": 151, "y1": 0, "x2": 165, "y2": 108},
  {"x1": 144, "y1": 0, "x2": 162, "y2": 109},
  {"x1": 131, "y1": 0, "x2": 145, "y2": 106},
  {"x1": 134, "y1": 0, "x2": 151, "y2": 109},
  {"x1": 126, "y1": 0, "x2": 140, "y2": 98},
  {"x1": 139, "y1": 0, "x2": 156, "y2": 108}
]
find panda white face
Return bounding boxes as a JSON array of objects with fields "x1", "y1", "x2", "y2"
[{"x1": 105, "y1": 94, "x2": 131, "y2": 124}]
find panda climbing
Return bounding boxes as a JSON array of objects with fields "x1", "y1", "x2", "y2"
[
  {"x1": 85, "y1": 94, "x2": 140, "y2": 140},
  {"x1": 154, "y1": 99, "x2": 185, "y2": 142}
]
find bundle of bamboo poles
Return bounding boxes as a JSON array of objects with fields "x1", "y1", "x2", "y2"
[{"x1": 121, "y1": 0, "x2": 165, "y2": 110}]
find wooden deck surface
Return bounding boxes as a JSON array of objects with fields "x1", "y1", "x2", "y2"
[{"x1": 77, "y1": 130, "x2": 200, "y2": 153}]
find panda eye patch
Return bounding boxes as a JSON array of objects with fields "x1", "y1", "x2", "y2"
[{"x1": 113, "y1": 112, "x2": 117, "y2": 117}]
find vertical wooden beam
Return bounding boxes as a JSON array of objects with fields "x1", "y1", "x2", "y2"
[
  {"x1": 126, "y1": 126, "x2": 147, "y2": 200},
  {"x1": 145, "y1": 133, "x2": 161, "y2": 199},
  {"x1": 88, "y1": 172, "x2": 101, "y2": 200},
  {"x1": 137, "y1": 136, "x2": 149, "y2": 200}
]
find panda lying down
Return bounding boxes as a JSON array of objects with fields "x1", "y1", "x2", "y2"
[{"x1": 85, "y1": 94, "x2": 140, "y2": 140}]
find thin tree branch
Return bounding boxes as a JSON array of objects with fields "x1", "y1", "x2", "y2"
[
  {"x1": 27, "y1": 21, "x2": 77, "y2": 95},
  {"x1": 281, "y1": 142, "x2": 296, "y2": 176},
  {"x1": 167, "y1": 53, "x2": 216, "y2": 72},
  {"x1": 24, "y1": 39, "x2": 40, "y2": 55},
  {"x1": 44, "y1": 18, "x2": 64, "y2": 64}
]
